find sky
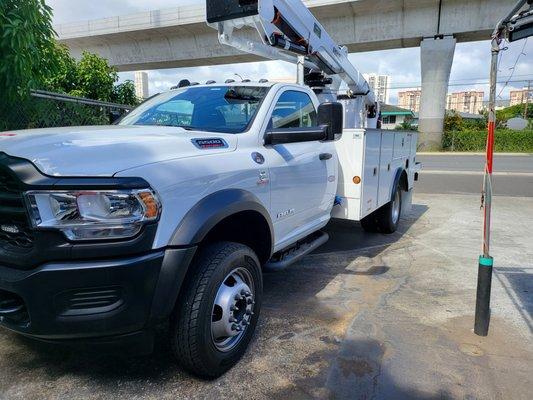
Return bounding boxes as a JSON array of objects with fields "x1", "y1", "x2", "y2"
[{"x1": 45, "y1": 0, "x2": 533, "y2": 104}]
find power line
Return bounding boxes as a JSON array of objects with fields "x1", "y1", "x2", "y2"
[
  {"x1": 388, "y1": 79, "x2": 530, "y2": 90},
  {"x1": 385, "y1": 73, "x2": 533, "y2": 87},
  {"x1": 497, "y1": 37, "x2": 528, "y2": 99}
]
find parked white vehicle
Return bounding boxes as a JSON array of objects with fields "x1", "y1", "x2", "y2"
[{"x1": 0, "y1": 0, "x2": 420, "y2": 378}]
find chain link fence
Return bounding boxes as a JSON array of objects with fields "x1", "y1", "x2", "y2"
[{"x1": 1, "y1": 90, "x2": 133, "y2": 132}]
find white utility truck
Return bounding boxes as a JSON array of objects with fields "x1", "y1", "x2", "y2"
[{"x1": 0, "y1": 0, "x2": 419, "y2": 377}]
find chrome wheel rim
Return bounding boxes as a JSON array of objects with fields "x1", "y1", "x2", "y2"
[
  {"x1": 211, "y1": 267, "x2": 255, "y2": 353},
  {"x1": 392, "y1": 190, "x2": 401, "y2": 225}
]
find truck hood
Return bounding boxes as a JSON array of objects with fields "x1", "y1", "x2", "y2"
[{"x1": 0, "y1": 125, "x2": 237, "y2": 177}]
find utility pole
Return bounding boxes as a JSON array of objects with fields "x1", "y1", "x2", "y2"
[
  {"x1": 524, "y1": 80, "x2": 531, "y2": 119},
  {"x1": 475, "y1": 0, "x2": 533, "y2": 337}
]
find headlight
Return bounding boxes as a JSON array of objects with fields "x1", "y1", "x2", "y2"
[{"x1": 24, "y1": 189, "x2": 161, "y2": 241}]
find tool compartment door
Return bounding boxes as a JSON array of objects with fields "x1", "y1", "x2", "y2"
[
  {"x1": 378, "y1": 131, "x2": 395, "y2": 208},
  {"x1": 360, "y1": 129, "x2": 381, "y2": 218}
]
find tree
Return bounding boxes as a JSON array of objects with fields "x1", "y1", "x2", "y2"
[
  {"x1": 497, "y1": 104, "x2": 533, "y2": 122},
  {"x1": 395, "y1": 117, "x2": 417, "y2": 131},
  {"x1": 42, "y1": 49, "x2": 140, "y2": 107},
  {"x1": 43, "y1": 44, "x2": 78, "y2": 94},
  {"x1": 0, "y1": 0, "x2": 58, "y2": 103},
  {"x1": 112, "y1": 80, "x2": 139, "y2": 106},
  {"x1": 74, "y1": 51, "x2": 118, "y2": 102},
  {"x1": 444, "y1": 111, "x2": 464, "y2": 132}
]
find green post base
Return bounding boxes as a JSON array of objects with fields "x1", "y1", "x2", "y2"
[{"x1": 474, "y1": 256, "x2": 493, "y2": 336}]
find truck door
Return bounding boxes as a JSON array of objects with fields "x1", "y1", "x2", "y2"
[{"x1": 263, "y1": 90, "x2": 334, "y2": 247}]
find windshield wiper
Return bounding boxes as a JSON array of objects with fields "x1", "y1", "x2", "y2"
[{"x1": 176, "y1": 125, "x2": 209, "y2": 132}]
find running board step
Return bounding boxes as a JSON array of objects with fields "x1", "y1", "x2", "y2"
[{"x1": 264, "y1": 231, "x2": 329, "y2": 272}]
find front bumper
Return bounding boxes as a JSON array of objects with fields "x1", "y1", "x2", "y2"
[{"x1": 0, "y1": 247, "x2": 196, "y2": 341}]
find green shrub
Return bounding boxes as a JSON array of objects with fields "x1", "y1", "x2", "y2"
[{"x1": 442, "y1": 129, "x2": 533, "y2": 152}]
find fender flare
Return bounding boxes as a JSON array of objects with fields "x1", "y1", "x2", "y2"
[
  {"x1": 169, "y1": 188, "x2": 274, "y2": 251},
  {"x1": 149, "y1": 189, "x2": 274, "y2": 324},
  {"x1": 391, "y1": 168, "x2": 407, "y2": 202}
]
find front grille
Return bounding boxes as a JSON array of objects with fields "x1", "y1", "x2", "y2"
[
  {"x1": 0, "y1": 289, "x2": 30, "y2": 327},
  {"x1": 0, "y1": 168, "x2": 34, "y2": 252}
]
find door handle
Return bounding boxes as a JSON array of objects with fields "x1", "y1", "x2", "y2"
[{"x1": 319, "y1": 153, "x2": 332, "y2": 161}]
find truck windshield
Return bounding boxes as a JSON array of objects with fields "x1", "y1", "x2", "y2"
[{"x1": 119, "y1": 86, "x2": 270, "y2": 134}]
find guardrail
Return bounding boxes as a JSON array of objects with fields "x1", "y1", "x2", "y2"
[{"x1": 2, "y1": 90, "x2": 132, "y2": 132}]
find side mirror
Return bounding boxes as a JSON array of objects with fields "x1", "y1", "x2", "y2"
[
  {"x1": 264, "y1": 126, "x2": 327, "y2": 145},
  {"x1": 318, "y1": 102, "x2": 344, "y2": 140}
]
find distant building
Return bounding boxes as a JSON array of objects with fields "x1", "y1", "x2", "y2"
[
  {"x1": 364, "y1": 73, "x2": 390, "y2": 104},
  {"x1": 510, "y1": 88, "x2": 530, "y2": 106},
  {"x1": 135, "y1": 71, "x2": 149, "y2": 100},
  {"x1": 446, "y1": 91, "x2": 484, "y2": 114},
  {"x1": 381, "y1": 104, "x2": 414, "y2": 130},
  {"x1": 398, "y1": 90, "x2": 421, "y2": 113}
]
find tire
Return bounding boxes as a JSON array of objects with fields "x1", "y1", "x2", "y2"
[
  {"x1": 360, "y1": 213, "x2": 379, "y2": 233},
  {"x1": 376, "y1": 183, "x2": 402, "y2": 234},
  {"x1": 170, "y1": 242, "x2": 262, "y2": 378}
]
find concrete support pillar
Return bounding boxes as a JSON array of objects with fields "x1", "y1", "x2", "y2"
[{"x1": 418, "y1": 36, "x2": 456, "y2": 151}]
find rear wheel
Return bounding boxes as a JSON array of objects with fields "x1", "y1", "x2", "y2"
[
  {"x1": 376, "y1": 184, "x2": 402, "y2": 234},
  {"x1": 360, "y1": 183, "x2": 402, "y2": 234},
  {"x1": 170, "y1": 242, "x2": 262, "y2": 378}
]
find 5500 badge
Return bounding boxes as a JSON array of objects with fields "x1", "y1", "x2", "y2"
[{"x1": 192, "y1": 138, "x2": 229, "y2": 149}]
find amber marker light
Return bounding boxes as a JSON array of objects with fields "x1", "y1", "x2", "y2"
[
  {"x1": 353, "y1": 176, "x2": 361, "y2": 184},
  {"x1": 139, "y1": 191, "x2": 160, "y2": 219}
]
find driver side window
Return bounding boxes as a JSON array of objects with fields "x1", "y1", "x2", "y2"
[{"x1": 270, "y1": 91, "x2": 317, "y2": 129}]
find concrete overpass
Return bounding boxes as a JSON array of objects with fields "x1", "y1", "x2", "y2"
[{"x1": 56, "y1": 0, "x2": 519, "y2": 150}]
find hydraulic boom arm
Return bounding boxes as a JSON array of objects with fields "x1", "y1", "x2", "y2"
[{"x1": 206, "y1": 0, "x2": 376, "y2": 108}]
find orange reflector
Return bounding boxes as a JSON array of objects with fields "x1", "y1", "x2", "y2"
[
  {"x1": 353, "y1": 176, "x2": 361, "y2": 184},
  {"x1": 139, "y1": 192, "x2": 159, "y2": 219}
]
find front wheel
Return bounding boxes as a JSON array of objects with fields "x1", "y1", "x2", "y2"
[{"x1": 170, "y1": 242, "x2": 262, "y2": 378}]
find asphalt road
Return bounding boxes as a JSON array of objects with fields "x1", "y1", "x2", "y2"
[{"x1": 416, "y1": 153, "x2": 533, "y2": 197}]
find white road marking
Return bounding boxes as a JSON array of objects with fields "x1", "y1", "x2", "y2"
[{"x1": 421, "y1": 170, "x2": 533, "y2": 177}]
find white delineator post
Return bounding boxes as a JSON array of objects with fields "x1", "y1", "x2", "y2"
[
  {"x1": 418, "y1": 36, "x2": 456, "y2": 151},
  {"x1": 474, "y1": 36, "x2": 499, "y2": 337},
  {"x1": 474, "y1": 0, "x2": 531, "y2": 337}
]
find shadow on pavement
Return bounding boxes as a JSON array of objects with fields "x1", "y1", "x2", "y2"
[
  {"x1": 3, "y1": 203, "x2": 429, "y2": 397},
  {"x1": 317, "y1": 203, "x2": 429, "y2": 254},
  {"x1": 494, "y1": 266, "x2": 533, "y2": 333}
]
